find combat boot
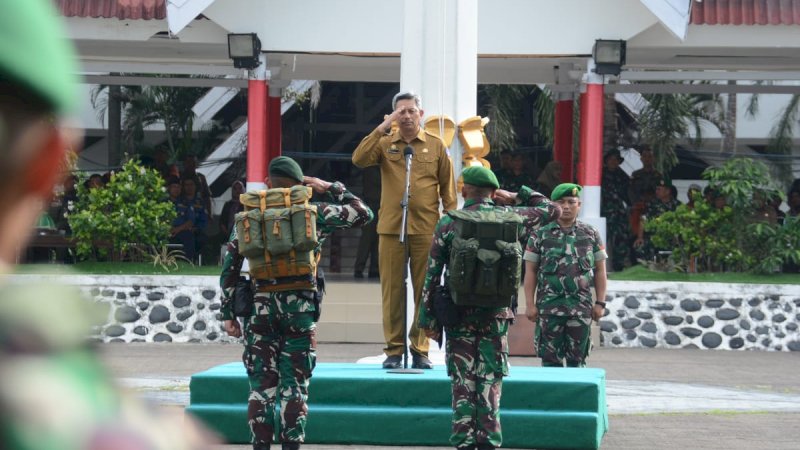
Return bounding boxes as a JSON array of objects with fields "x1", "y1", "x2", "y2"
[
  {"x1": 253, "y1": 443, "x2": 270, "y2": 450},
  {"x1": 476, "y1": 444, "x2": 496, "y2": 450},
  {"x1": 282, "y1": 443, "x2": 300, "y2": 450},
  {"x1": 456, "y1": 445, "x2": 475, "y2": 450}
]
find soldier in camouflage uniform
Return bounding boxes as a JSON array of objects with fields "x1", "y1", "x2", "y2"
[
  {"x1": 418, "y1": 166, "x2": 561, "y2": 450},
  {"x1": 601, "y1": 149, "x2": 631, "y2": 272},
  {"x1": 0, "y1": 2, "x2": 213, "y2": 449},
  {"x1": 220, "y1": 157, "x2": 373, "y2": 450},
  {"x1": 628, "y1": 147, "x2": 663, "y2": 205},
  {"x1": 634, "y1": 178, "x2": 681, "y2": 262},
  {"x1": 523, "y1": 183, "x2": 608, "y2": 367}
]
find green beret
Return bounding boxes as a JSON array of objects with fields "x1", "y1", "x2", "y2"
[
  {"x1": 551, "y1": 183, "x2": 582, "y2": 200},
  {"x1": 462, "y1": 166, "x2": 499, "y2": 189},
  {"x1": 0, "y1": 0, "x2": 79, "y2": 113},
  {"x1": 268, "y1": 156, "x2": 304, "y2": 182}
]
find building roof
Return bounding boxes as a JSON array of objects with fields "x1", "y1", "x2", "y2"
[
  {"x1": 57, "y1": 0, "x2": 166, "y2": 21},
  {"x1": 691, "y1": 0, "x2": 800, "y2": 25}
]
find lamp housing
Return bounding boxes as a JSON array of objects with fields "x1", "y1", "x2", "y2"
[
  {"x1": 593, "y1": 39, "x2": 626, "y2": 76},
  {"x1": 227, "y1": 33, "x2": 261, "y2": 69}
]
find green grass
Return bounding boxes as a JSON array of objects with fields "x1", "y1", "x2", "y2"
[
  {"x1": 608, "y1": 265, "x2": 800, "y2": 285},
  {"x1": 14, "y1": 262, "x2": 221, "y2": 276}
]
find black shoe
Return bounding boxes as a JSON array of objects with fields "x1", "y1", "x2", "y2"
[
  {"x1": 456, "y1": 446, "x2": 475, "y2": 450},
  {"x1": 353, "y1": 271, "x2": 364, "y2": 278},
  {"x1": 253, "y1": 443, "x2": 270, "y2": 450},
  {"x1": 382, "y1": 355, "x2": 402, "y2": 369},
  {"x1": 368, "y1": 271, "x2": 380, "y2": 279},
  {"x1": 412, "y1": 354, "x2": 433, "y2": 369},
  {"x1": 476, "y1": 444, "x2": 495, "y2": 450},
  {"x1": 281, "y1": 443, "x2": 300, "y2": 450}
]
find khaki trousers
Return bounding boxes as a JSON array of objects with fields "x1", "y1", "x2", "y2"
[{"x1": 378, "y1": 233, "x2": 432, "y2": 357}]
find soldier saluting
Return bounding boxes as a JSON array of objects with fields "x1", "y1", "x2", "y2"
[
  {"x1": 418, "y1": 166, "x2": 560, "y2": 450},
  {"x1": 220, "y1": 156, "x2": 373, "y2": 450},
  {"x1": 523, "y1": 183, "x2": 608, "y2": 368}
]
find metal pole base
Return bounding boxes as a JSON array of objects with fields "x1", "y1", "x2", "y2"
[{"x1": 387, "y1": 368, "x2": 424, "y2": 374}]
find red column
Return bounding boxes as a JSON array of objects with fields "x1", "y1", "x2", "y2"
[
  {"x1": 578, "y1": 83, "x2": 604, "y2": 187},
  {"x1": 553, "y1": 98, "x2": 574, "y2": 183},
  {"x1": 246, "y1": 78, "x2": 268, "y2": 187},
  {"x1": 267, "y1": 93, "x2": 282, "y2": 160}
]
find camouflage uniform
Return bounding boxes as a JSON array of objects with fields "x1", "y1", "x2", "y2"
[
  {"x1": 525, "y1": 221, "x2": 607, "y2": 367},
  {"x1": 629, "y1": 168, "x2": 663, "y2": 205},
  {"x1": 220, "y1": 182, "x2": 372, "y2": 447},
  {"x1": 419, "y1": 186, "x2": 560, "y2": 449},
  {"x1": 601, "y1": 167, "x2": 631, "y2": 271},
  {"x1": 497, "y1": 171, "x2": 536, "y2": 193},
  {"x1": 636, "y1": 198, "x2": 681, "y2": 261}
]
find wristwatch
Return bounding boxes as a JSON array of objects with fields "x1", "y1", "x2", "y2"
[{"x1": 594, "y1": 301, "x2": 606, "y2": 308}]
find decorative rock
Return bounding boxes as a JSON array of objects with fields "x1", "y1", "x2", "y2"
[
  {"x1": 147, "y1": 292, "x2": 165, "y2": 301},
  {"x1": 110, "y1": 338, "x2": 125, "y2": 343},
  {"x1": 776, "y1": 332, "x2": 786, "y2": 338},
  {"x1": 209, "y1": 303, "x2": 221, "y2": 311},
  {"x1": 773, "y1": 314, "x2": 787, "y2": 323},
  {"x1": 722, "y1": 325, "x2": 738, "y2": 336},
  {"x1": 148, "y1": 305, "x2": 170, "y2": 324},
  {"x1": 639, "y1": 336, "x2": 657, "y2": 348},
  {"x1": 697, "y1": 316, "x2": 715, "y2": 328},
  {"x1": 681, "y1": 327, "x2": 702, "y2": 338},
  {"x1": 621, "y1": 318, "x2": 641, "y2": 330},
  {"x1": 748, "y1": 297, "x2": 761, "y2": 306},
  {"x1": 102, "y1": 289, "x2": 115, "y2": 297},
  {"x1": 114, "y1": 306, "x2": 141, "y2": 323},
  {"x1": 206, "y1": 332, "x2": 219, "y2": 341},
  {"x1": 131, "y1": 339, "x2": 145, "y2": 343},
  {"x1": 636, "y1": 312, "x2": 653, "y2": 320},
  {"x1": 729, "y1": 338, "x2": 744, "y2": 349},
  {"x1": 189, "y1": 338, "x2": 202, "y2": 343},
  {"x1": 706, "y1": 299, "x2": 724, "y2": 308},
  {"x1": 612, "y1": 336, "x2": 622, "y2": 345},
  {"x1": 784, "y1": 303, "x2": 793, "y2": 313},
  {"x1": 669, "y1": 293, "x2": 677, "y2": 299},
  {"x1": 716, "y1": 309, "x2": 740, "y2": 320},
  {"x1": 600, "y1": 321, "x2": 617, "y2": 333},
  {"x1": 786, "y1": 323, "x2": 798, "y2": 332},
  {"x1": 788, "y1": 341, "x2": 800, "y2": 352},
  {"x1": 729, "y1": 298, "x2": 742, "y2": 307},
  {"x1": 651, "y1": 303, "x2": 674, "y2": 311},
  {"x1": 137, "y1": 302, "x2": 150, "y2": 311},
  {"x1": 166, "y1": 322, "x2": 184, "y2": 333},
  {"x1": 173, "y1": 296, "x2": 191, "y2": 308},
  {"x1": 616, "y1": 310, "x2": 626, "y2": 318},
  {"x1": 624, "y1": 330, "x2": 637, "y2": 341},
  {"x1": 129, "y1": 291, "x2": 141, "y2": 298},
  {"x1": 680, "y1": 299, "x2": 702, "y2": 312},
  {"x1": 104, "y1": 325, "x2": 126, "y2": 337},
  {"x1": 215, "y1": 313, "x2": 223, "y2": 321},
  {"x1": 153, "y1": 333, "x2": 172, "y2": 343},
  {"x1": 755, "y1": 326, "x2": 769, "y2": 335},
  {"x1": 116, "y1": 292, "x2": 126, "y2": 300},
  {"x1": 739, "y1": 320, "x2": 751, "y2": 331},
  {"x1": 684, "y1": 344, "x2": 699, "y2": 349},
  {"x1": 624, "y1": 296, "x2": 640, "y2": 309},
  {"x1": 746, "y1": 334, "x2": 757, "y2": 343},
  {"x1": 767, "y1": 302, "x2": 780, "y2": 310},
  {"x1": 663, "y1": 316, "x2": 684, "y2": 326},
  {"x1": 761, "y1": 338, "x2": 771, "y2": 347},
  {"x1": 193, "y1": 321, "x2": 207, "y2": 331},
  {"x1": 197, "y1": 303, "x2": 205, "y2": 310},
  {"x1": 664, "y1": 332, "x2": 681, "y2": 345},
  {"x1": 176, "y1": 310, "x2": 194, "y2": 321},
  {"x1": 202, "y1": 290, "x2": 217, "y2": 300},
  {"x1": 641, "y1": 323, "x2": 658, "y2": 333},
  {"x1": 685, "y1": 315, "x2": 694, "y2": 324},
  {"x1": 90, "y1": 288, "x2": 100, "y2": 296},
  {"x1": 133, "y1": 326, "x2": 148, "y2": 336},
  {"x1": 749, "y1": 310, "x2": 765, "y2": 321}
]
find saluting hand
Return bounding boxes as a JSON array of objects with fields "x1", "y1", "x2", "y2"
[
  {"x1": 493, "y1": 189, "x2": 517, "y2": 206},
  {"x1": 303, "y1": 176, "x2": 332, "y2": 194}
]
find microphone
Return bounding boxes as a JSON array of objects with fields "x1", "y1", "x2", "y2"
[{"x1": 403, "y1": 146, "x2": 414, "y2": 159}]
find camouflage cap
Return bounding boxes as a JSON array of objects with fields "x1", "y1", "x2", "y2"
[
  {"x1": 268, "y1": 156, "x2": 304, "y2": 183},
  {"x1": 551, "y1": 183, "x2": 582, "y2": 200},
  {"x1": 0, "y1": 0, "x2": 79, "y2": 113},
  {"x1": 462, "y1": 166, "x2": 499, "y2": 189}
]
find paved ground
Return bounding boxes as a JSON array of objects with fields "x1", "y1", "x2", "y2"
[{"x1": 100, "y1": 343, "x2": 800, "y2": 449}]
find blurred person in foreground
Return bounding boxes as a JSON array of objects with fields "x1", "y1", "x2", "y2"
[{"x1": 0, "y1": 1, "x2": 213, "y2": 449}]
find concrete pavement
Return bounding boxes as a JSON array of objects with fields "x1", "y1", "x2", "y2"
[{"x1": 100, "y1": 343, "x2": 800, "y2": 450}]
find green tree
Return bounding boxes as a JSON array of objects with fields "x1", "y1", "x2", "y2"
[{"x1": 68, "y1": 158, "x2": 176, "y2": 260}]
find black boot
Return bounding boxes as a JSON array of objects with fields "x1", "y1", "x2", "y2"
[
  {"x1": 282, "y1": 443, "x2": 300, "y2": 450},
  {"x1": 456, "y1": 446, "x2": 475, "y2": 450},
  {"x1": 476, "y1": 444, "x2": 496, "y2": 450},
  {"x1": 253, "y1": 443, "x2": 270, "y2": 450}
]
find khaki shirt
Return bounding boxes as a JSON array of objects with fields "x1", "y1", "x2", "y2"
[{"x1": 353, "y1": 128, "x2": 457, "y2": 235}]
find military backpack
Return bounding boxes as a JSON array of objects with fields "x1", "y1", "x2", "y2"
[
  {"x1": 234, "y1": 186, "x2": 319, "y2": 292},
  {"x1": 446, "y1": 209, "x2": 523, "y2": 308}
]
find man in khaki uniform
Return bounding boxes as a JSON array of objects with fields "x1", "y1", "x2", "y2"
[{"x1": 353, "y1": 91, "x2": 457, "y2": 369}]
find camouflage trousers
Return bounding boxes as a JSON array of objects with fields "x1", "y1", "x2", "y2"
[
  {"x1": 445, "y1": 318, "x2": 510, "y2": 448},
  {"x1": 606, "y1": 217, "x2": 630, "y2": 272},
  {"x1": 242, "y1": 296, "x2": 317, "y2": 445},
  {"x1": 536, "y1": 314, "x2": 591, "y2": 367}
]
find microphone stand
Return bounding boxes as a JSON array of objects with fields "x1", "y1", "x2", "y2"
[{"x1": 389, "y1": 145, "x2": 423, "y2": 374}]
